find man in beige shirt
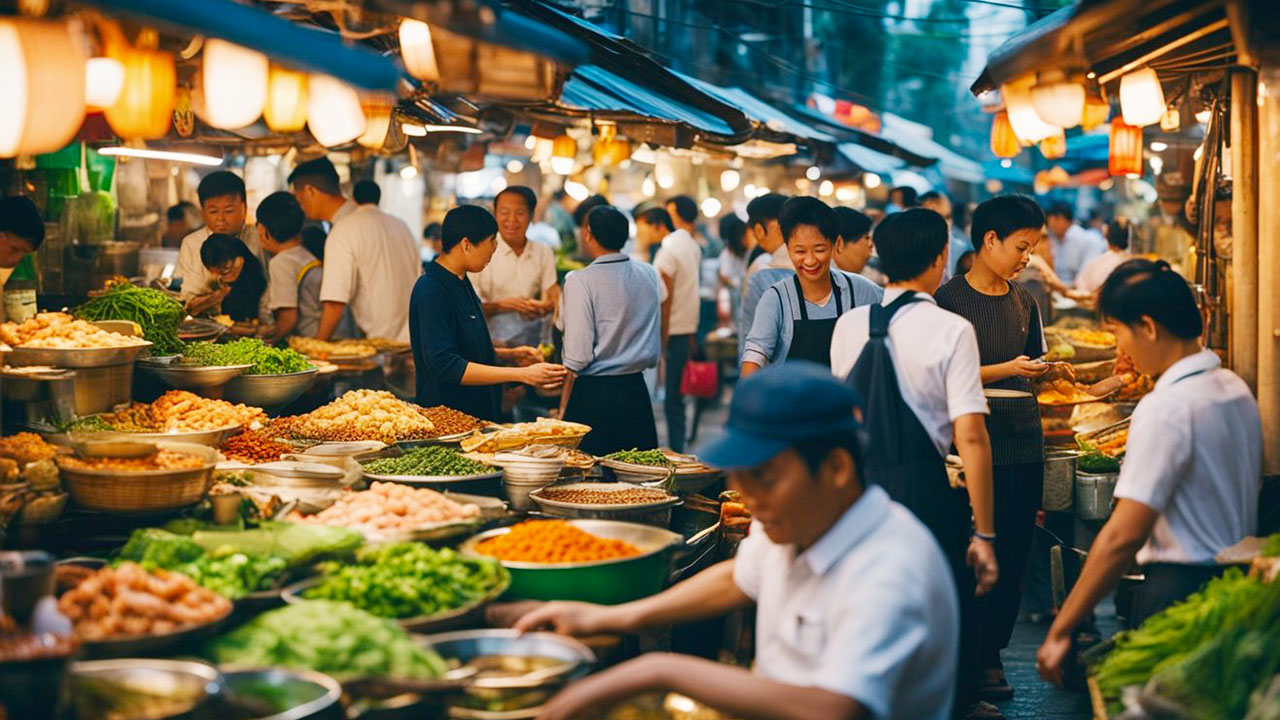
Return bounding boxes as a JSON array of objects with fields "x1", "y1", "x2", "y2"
[{"x1": 469, "y1": 186, "x2": 560, "y2": 348}]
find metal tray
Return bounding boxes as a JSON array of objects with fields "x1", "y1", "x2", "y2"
[
  {"x1": 281, "y1": 571, "x2": 510, "y2": 634},
  {"x1": 363, "y1": 470, "x2": 503, "y2": 485},
  {"x1": 7, "y1": 342, "x2": 153, "y2": 369},
  {"x1": 60, "y1": 422, "x2": 243, "y2": 448},
  {"x1": 137, "y1": 358, "x2": 253, "y2": 389},
  {"x1": 530, "y1": 483, "x2": 679, "y2": 512}
]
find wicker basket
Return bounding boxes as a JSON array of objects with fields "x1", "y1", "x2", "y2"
[{"x1": 57, "y1": 442, "x2": 218, "y2": 514}]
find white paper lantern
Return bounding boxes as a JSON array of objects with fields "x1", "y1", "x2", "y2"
[
  {"x1": 202, "y1": 39, "x2": 268, "y2": 129},
  {"x1": 357, "y1": 96, "x2": 394, "y2": 149},
  {"x1": 307, "y1": 74, "x2": 366, "y2": 147},
  {"x1": 1031, "y1": 77, "x2": 1084, "y2": 129},
  {"x1": 0, "y1": 18, "x2": 86, "y2": 158},
  {"x1": 1002, "y1": 78, "x2": 1058, "y2": 144},
  {"x1": 1119, "y1": 67, "x2": 1166, "y2": 128},
  {"x1": 85, "y1": 57, "x2": 124, "y2": 109},
  {"x1": 720, "y1": 169, "x2": 740, "y2": 192},
  {"x1": 399, "y1": 19, "x2": 440, "y2": 82}
]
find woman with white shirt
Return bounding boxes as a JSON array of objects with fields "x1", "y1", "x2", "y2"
[
  {"x1": 1072, "y1": 218, "x2": 1132, "y2": 296},
  {"x1": 1037, "y1": 259, "x2": 1261, "y2": 687}
]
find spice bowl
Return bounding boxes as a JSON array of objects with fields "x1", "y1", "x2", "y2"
[
  {"x1": 494, "y1": 454, "x2": 563, "y2": 512},
  {"x1": 530, "y1": 483, "x2": 681, "y2": 527}
]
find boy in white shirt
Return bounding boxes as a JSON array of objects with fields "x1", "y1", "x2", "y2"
[{"x1": 255, "y1": 192, "x2": 322, "y2": 342}]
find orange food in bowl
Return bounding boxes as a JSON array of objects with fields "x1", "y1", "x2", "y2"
[{"x1": 474, "y1": 520, "x2": 642, "y2": 564}]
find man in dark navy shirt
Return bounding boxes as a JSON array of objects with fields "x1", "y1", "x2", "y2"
[{"x1": 409, "y1": 205, "x2": 566, "y2": 420}]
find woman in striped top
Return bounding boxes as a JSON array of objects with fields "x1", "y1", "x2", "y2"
[{"x1": 936, "y1": 195, "x2": 1052, "y2": 713}]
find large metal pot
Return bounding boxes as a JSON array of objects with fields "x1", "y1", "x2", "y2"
[
  {"x1": 1043, "y1": 450, "x2": 1079, "y2": 512},
  {"x1": 1075, "y1": 471, "x2": 1118, "y2": 520},
  {"x1": 69, "y1": 658, "x2": 224, "y2": 720},
  {"x1": 217, "y1": 667, "x2": 345, "y2": 720}
]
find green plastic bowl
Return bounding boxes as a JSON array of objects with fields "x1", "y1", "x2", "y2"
[{"x1": 459, "y1": 519, "x2": 683, "y2": 605}]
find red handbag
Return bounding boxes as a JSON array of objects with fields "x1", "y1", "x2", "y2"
[{"x1": 681, "y1": 359, "x2": 720, "y2": 399}]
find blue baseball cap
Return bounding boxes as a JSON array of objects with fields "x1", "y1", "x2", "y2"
[{"x1": 696, "y1": 361, "x2": 864, "y2": 470}]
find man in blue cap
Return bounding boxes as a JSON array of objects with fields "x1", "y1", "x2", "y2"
[{"x1": 505, "y1": 361, "x2": 960, "y2": 720}]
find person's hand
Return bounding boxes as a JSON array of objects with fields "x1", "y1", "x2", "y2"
[
  {"x1": 521, "y1": 362, "x2": 567, "y2": 390},
  {"x1": 1007, "y1": 355, "x2": 1050, "y2": 378},
  {"x1": 1036, "y1": 627, "x2": 1073, "y2": 687},
  {"x1": 500, "y1": 298, "x2": 542, "y2": 316},
  {"x1": 511, "y1": 346, "x2": 545, "y2": 367},
  {"x1": 966, "y1": 537, "x2": 999, "y2": 596},
  {"x1": 536, "y1": 656, "x2": 664, "y2": 720},
  {"x1": 510, "y1": 600, "x2": 619, "y2": 636}
]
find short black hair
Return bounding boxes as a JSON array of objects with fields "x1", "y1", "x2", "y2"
[
  {"x1": 1098, "y1": 259, "x2": 1203, "y2": 340},
  {"x1": 256, "y1": 191, "x2": 304, "y2": 243},
  {"x1": 793, "y1": 430, "x2": 865, "y2": 484},
  {"x1": 301, "y1": 226, "x2": 327, "y2": 261},
  {"x1": 288, "y1": 157, "x2": 342, "y2": 197},
  {"x1": 572, "y1": 194, "x2": 610, "y2": 228},
  {"x1": 1106, "y1": 218, "x2": 1131, "y2": 251},
  {"x1": 353, "y1": 180, "x2": 381, "y2": 205},
  {"x1": 1045, "y1": 202, "x2": 1074, "y2": 221},
  {"x1": 587, "y1": 206, "x2": 629, "y2": 251},
  {"x1": 719, "y1": 213, "x2": 748, "y2": 257},
  {"x1": 496, "y1": 185, "x2": 537, "y2": 213},
  {"x1": 833, "y1": 207, "x2": 872, "y2": 243},
  {"x1": 201, "y1": 233, "x2": 254, "y2": 269},
  {"x1": 780, "y1": 196, "x2": 839, "y2": 244},
  {"x1": 441, "y1": 205, "x2": 498, "y2": 253},
  {"x1": 873, "y1": 209, "x2": 948, "y2": 283},
  {"x1": 167, "y1": 201, "x2": 196, "y2": 223},
  {"x1": 423, "y1": 222, "x2": 442, "y2": 241},
  {"x1": 970, "y1": 195, "x2": 1045, "y2": 253},
  {"x1": 666, "y1": 195, "x2": 697, "y2": 224},
  {"x1": 0, "y1": 196, "x2": 45, "y2": 248},
  {"x1": 197, "y1": 171, "x2": 246, "y2": 205},
  {"x1": 636, "y1": 207, "x2": 674, "y2": 234},
  {"x1": 746, "y1": 193, "x2": 788, "y2": 231},
  {"x1": 918, "y1": 190, "x2": 945, "y2": 206},
  {"x1": 890, "y1": 186, "x2": 918, "y2": 207}
]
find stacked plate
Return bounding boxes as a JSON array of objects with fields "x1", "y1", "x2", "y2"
[{"x1": 493, "y1": 453, "x2": 564, "y2": 511}]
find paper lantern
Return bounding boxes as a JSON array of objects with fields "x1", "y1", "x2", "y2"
[
  {"x1": 1119, "y1": 67, "x2": 1165, "y2": 127},
  {"x1": 1031, "y1": 72, "x2": 1084, "y2": 129},
  {"x1": 263, "y1": 65, "x2": 308, "y2": 133},
  {"x1": 1003, "y1": 77, "x2": 1059, "y2": 144},
  {"x1": 399, "y1": 19, "x2": 440, "y2": 83},
  {"x1": 990, "y1": 111, "x2": 1020, "y2": 158},
  {"x1": 1081, "y1": 90, "x2": 1110, "y2": 131},
  {"x1": 550, "y1": 134, "x2": 576, "y2": 175},
  {"x1": 1160, "y1": 108, "x2": 1181, "y2": 132},
  {"x1": 307, "y1": 74, "x2": 366, "y2": 147},
  {"x1": 0, "y1": 17, "x2": 87, "y2": 157},
  {"x1": 720, "y1": 169, "x2": 740, "y2": 192},
  {"x1": 104, "y1": 27, "x2": 175, "y2": 140},
  {"x1": 1108, "y1": 118, "x2": 1143, "y2": 176},
  {"x1": 1039, "y1": 131, "x2": 1067, "y2": 159},
  {"x1": 85, "y1": 57, "x2": 124, "y2": 109},
  {"x1": 202, "y1": 39, "x2": 267, "y2": 130},
  {"x1": 357, "y1": 96, "x2": 394, "y2": 149}
]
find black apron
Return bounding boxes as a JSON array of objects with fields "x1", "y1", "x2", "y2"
[
  {"x1": 844, "y1": 291, "x2": 971, "y2": 564},
  {"x1": 779, "y1": 273, "x2": 844, "y2": 366}
]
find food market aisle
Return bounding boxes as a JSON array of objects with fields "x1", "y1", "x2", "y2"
[{"x1": 1000, "y1": 604, "x2": 1119, "y2": 719}]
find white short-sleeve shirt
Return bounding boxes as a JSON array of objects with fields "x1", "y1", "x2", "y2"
[
  {"x1": 734, "y1": 485, "x2": 958, "y2": 720},
  {"x1": 319, "y1": 202, "x2": 422, "y2": 342},
  {"x1": 829, "y1": 288, "x2": 989, "y2": 457},
  {"x1": 1113, "y1": 349, "x2": 1261, "y2": 565},
  {"x1": 469, "y1": 235, "x2": 557, "y2": 303},
  {"x1": 653, "y1": 229, "x2": 703, "y2": 336}
]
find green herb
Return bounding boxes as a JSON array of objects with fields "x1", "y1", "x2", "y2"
[
  {"x1": 1077, "y1": 452, "x2": 1120, "y2": 474},
  {"x1": 204, "y1": 600, "x2": 447, "y2": 679},
  {"x1": 75, "y1": 280, "x2": 185, "y2": 355},
  {"x1": 1262, "y1": 533, "x2": 1280, "y2": 558},
  {"x1": 303, "y1": 543, "x2": 508, "y2": 619},
  {"x1": 604, "y1": 448, "x2": 672, "y2": 466},
  {"x1": 65, "y1": 416, "x2": 115, "y2": 433},
  {"x1": 362, "y1": 445, "x2": 495, "y2": 476},
  {"x1": 116, "y1": 528, "x2": 287, "y2": 599},
  {"x1": 182, "y1": 338, "x2": 312, "y2": 375}
]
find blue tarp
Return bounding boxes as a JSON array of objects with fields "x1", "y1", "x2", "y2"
[{"x1": 560, "y1": 65, "x2": 738, "y2": 137}]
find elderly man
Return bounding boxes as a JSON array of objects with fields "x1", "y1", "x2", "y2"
[{"x1": 469, "y1": 186, "x2": 560, "y2": 348}]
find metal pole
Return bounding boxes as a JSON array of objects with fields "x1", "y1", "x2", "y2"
[
  {"x1": 1231, "y1": 68, "x2": 1259, "y2": 392},
  {"x1": 1256, "y1": 65, "x2": 1280, "y2": 476}
]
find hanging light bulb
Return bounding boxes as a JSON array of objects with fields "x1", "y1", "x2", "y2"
[
  {"x1": 399, "y1": 19, "x2": 440, "y2": 82},
  {"x1": 720, "y1": 169, "x2": 740, "y2": 192},
  {"x1": 307, "y1": 74, "x2": 366, "y2": 147},
  {"x1": 863, "y1": 173, "x2": 882, "y2": 189},
  {"x1": 818, "y1": 179, "x2": 835, "y2": 197},
  {"x1": 399, "y1": 165, "x2": 418, "y2": 179},
  {"x1": 835, "y1": 185, "x2": 859, "y2": 203},
  {"x1": 85, "y1": 57, "x2": 124, "y2": 109},
  {"x1": 1159, "y1": 107, "x2": 1181, "y2": 132},
  {"x1": 524, "y1": 135, "x2": 538, "y2": 150},
  {"x1": 564, "y1": 180, "x2": 589, "y2": 201},
  {"x1": 1108, "y1": 117, "x2": 1144, "y2": 176},
  {"x1": 263, "y1": 64, "x2": 307, "y2": 133},
  {"x1": 1119, "y1": 67, "x2": 1165, "y2": 127},
  {"x1": 990, "y1": 111, "x2": 1020, "y2": 158},
  {"x1": 202, "y1": 39, "x2": 268, "y2": 129},
  {"x1": 506, "y1": 159, "x2": 524, "y2": 174},
  {"x1": 805, "y1": 166, "x2": 821, "y2": 181},
  {"x1": 641, "y1": 175, "x2": 656, "y2": 198},
  {"x1": 700, "y1": 197, "x2": 722, "y2": 217},
  {"x1": 655, "y1": 161, "x2": 675, "y2": 189},
  {"x1": 357, "y1": 95, "x2": 394, "y2": 149},
  {"x1": 743, "y1": 183, "x2": 757, "y2": 198},
  {"x1": 1002, "y1": 77, "x2": 1059, "y2": 144},
  {"x1": 1031, "y1": 70, "x2": 1084, "y2": 129},
  {"x1": 550, "y1": 134, "x2": 576, "y2": 175},
  {"x1": 1039, "y1": 131, "x2": 1067, "y2": 159},
  {"x1": 0, "y1": 17, "x2": 86, "y2": 157}
]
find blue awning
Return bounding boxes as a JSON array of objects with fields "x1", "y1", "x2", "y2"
[
  {"x1": 879, "y1": 113, "x2": 985, "y2": 184},
  {"x1": 837, "y1": 143, "x2": 906, "y2": 175},
  {"x1": 675, "y1": 74, "x2": 836, "y2": 144},
  {"x1": 560, "y1": 65, "x2": 738, "y2": 137}
]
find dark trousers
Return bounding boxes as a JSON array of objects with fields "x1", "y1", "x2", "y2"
[
  {"x1": 564, "y1": 373, "x2": 658, "y2": 457},
  {"x1": 979, "y1": 461, "x2": 1044, "y2": 669},
  {"x1": 1128, "y1": 563, "x2": 1230, "y2": 629},
  {"x1": 664, "y1": 335, "x2": 694, "y2": 452}
]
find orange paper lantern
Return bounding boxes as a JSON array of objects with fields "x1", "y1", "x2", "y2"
[
  {"x1": 103, "y1": 26, "x2": 175, "y2": 140},
  {"x1": 1039, "y1": 131, "x2": 1067, "y2": 159},
  {"x1": 1108, "y1": 118, "x2": 1143, "y2": 176},
  {"x1": 990, "y1": 112, "x2": 1019, "y2": 158},
  {"x1": 263, "y1": 65, "x2": 308, "y2": 133}
]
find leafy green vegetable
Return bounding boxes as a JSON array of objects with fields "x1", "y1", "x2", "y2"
[
  {"x1": 303, "y1": 543, "x2": 507, "y2": 620},
  {"x1": 189, "y1": 522, "x2": 362, "y2": 568},
  {"x1": 204, "y1": 600, "x2": 447, "y2": 679},
  {"x1": 116, "y1": 528, "x2": 287, "y2": 599},
  {"x1": 1262, "y1": 533, "x2": 1280, "y2": 558},
  {"x1": 119, "y1": 528, "x2": 204, "y2": 567},
  {"x1": 64, "y1": 416, "x2": 116, "y2": 433},
  {"x1": 182, "y1": 338, "x2": 312, "y2": 375},
  {"x1": 604, "y1": 448, "x2": 672, "y2": 466},
  {"x1": 1077, "y1": 452, "x2": 1120, "y2": 474},
  {"x1": 361, "y1": 445, "x2": 495, "y2": 477},
  {"x1": 75, "y1": 280, "x2": 185, "y2": 355}
]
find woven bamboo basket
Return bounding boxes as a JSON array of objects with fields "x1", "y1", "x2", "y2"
[{"x1": 57, "y1": 442, "x2": 218, "y2": 514}]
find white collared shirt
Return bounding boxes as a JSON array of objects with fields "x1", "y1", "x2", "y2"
[
  {"x1": 1050, "y1": 224, "x2": 1106, "y2": 284},
  {"x1": 829, "y1": 288, "x2": 989, "y2": 457},
  {"x1": 320, "y1": 201, "x2": 422, "y2": 342},
  {"x1": 1073, "y1": 249, "x2": 1130, "y2": 294},
  {"x1": 175, "y1": 225, "x2": 267, "y2": 301},
  {"x1": 653, "y1": 228, "x2": 702, "y2": 336},
  {"x1": 1114, "y1": 349, "x2": 1261, "y2": 565},
  {"x1": 733, "y1": 486, "x2": 958, "y2": 720},
  {"x1": 469, "y1": 234, "x2": 557, "y2": 304}
]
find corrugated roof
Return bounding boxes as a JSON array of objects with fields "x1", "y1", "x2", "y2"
[
  {"x1": 880, "y1": 114, "x2": 985, "y2": 184},
  {"x1": 676, "y1": 74, "x2": 836, "y2": 143},
  {"x1": 837, "y1": 143, "x2": 906, "y2": 175},
  {"x1": 560, "y1": 65, "x2": 739, "y2": 137}
]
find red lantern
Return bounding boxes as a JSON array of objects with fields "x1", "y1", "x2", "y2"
[
  {"x1": 1039, "y1": 131, "x2": 1067, "y2": 159},
  {"x1": 990, "y1": 111, "x2": 1019, "y2": 158},
  {"x1": 1108, "y1": 117, "x2": 1143, "y2": 176}
]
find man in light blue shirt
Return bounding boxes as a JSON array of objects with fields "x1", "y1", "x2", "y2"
[
  {"x1": 559, "y1": 205, "x2": 662, "y2": 456},
  {"x1": 1046, "y1": 202, "x2": 1106, "y2": 285}
]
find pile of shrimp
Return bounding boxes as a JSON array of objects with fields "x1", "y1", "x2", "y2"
[
  {"x1": 57, "y1": 563, "x2": 231, "y2": 640},
  {"x1": 0, "y1": 312, "x2": 147, "y2": 348},
  {"x1": 293, "y1": 481, "x2": 480, "y2": 534}
]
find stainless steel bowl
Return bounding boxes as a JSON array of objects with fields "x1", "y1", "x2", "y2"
[
  {"x1": 217, "y1": 666, "x2": 344, "y2": 720},
  {"x1": 69, "y1": 658, "x2": 224, "y2": 720},
  {"x1": 138, "y1": 358, "x2": 254, "y2": 390},
  {"x1": 223, "y1": 368, "x2": 318, "y2": 408},
  {"x1": 530, "y1": 483, "x2": 681, "y2": 527},
  {"x1": 7, "y1": 342, "x2": 153, "y2": 369},
  {"x1": 61, "y1": 422, "x2": 244, "y2": 448}
]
